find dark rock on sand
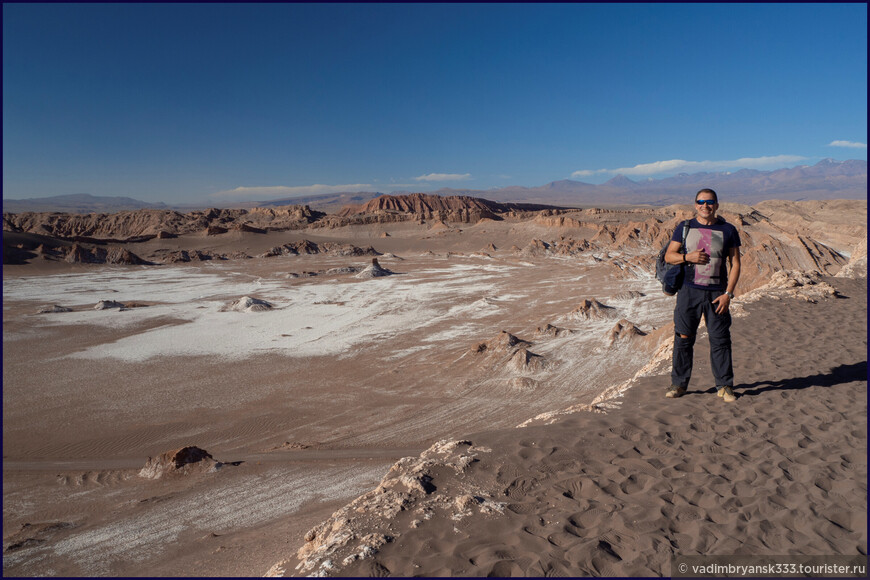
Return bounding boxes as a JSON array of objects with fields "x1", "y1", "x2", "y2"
[{"x1": 138, "y1": 446, "x2": 236, "y2": 479}]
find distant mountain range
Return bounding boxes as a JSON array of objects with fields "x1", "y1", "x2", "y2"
[
  {"x1": 256, "y1": 191, "x2": 383, "y2": 213},
  {"x1": 415, "y1": 158, "x2": 867, "y2": 207},
  {"x1": 256, "y1": 159, "x2": 867, "y2": 209},
  {"x1": 3, "y1": 159, "x2": 865, "y2": 214},
  {"x1": 2, "y1": 193, "x2": 169, "y2": 214}
]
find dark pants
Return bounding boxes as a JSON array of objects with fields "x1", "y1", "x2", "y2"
[{"x1": 671, "y1": 285, "x2": 733, "y2": 390}]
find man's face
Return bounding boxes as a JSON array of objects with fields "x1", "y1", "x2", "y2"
[{"x1": 695, "y1": 193, "x2": 718, "y2": 218}]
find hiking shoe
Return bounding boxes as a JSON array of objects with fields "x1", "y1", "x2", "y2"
[
  {"x1": 665, "y1": 385, "x2": 687, "y2": 398},
  {"x1": 718, "y1": 386, "x2": 737, "y2": 402}
]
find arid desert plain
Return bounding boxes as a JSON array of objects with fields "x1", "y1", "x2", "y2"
[{"x1": 3, "y1": 194, "x2": 867, "y2": 576}]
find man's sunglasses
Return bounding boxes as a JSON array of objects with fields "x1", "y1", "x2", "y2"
[{"x1": 696, "y1": 199, "x2": 717, "y2": 206}]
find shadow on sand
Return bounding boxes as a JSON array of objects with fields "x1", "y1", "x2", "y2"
[{"x1": 732, "y1": 360, "x2": 868, "y2": 397}]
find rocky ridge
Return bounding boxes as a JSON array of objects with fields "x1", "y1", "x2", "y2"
[
  {"x1": 3, "y1": 197, "x2": 865, "y2": 298},
  {"x1": 333, "y1": 193, "x2": 570, "y2": 225},
  {"x1": 2, "y1": 205, "x2": 323, "y2": 242}
]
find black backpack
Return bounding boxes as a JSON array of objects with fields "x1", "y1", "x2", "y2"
[{"x1": 655, "y1": 220, "x2": 690, "y2": 295}]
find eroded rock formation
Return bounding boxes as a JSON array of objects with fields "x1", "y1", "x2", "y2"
[
  {"x1": 223, "y1": 296, "x2": 273, "y2": 312},
  {"x1": 569, "y1": 298, "x2": 616, "y2": 320},
  {"x1": 607, "y1": 319, "x2": 647, "y2": 345},
  {"x1": 138, "y1": 446, "x2": 222, "y2": 479},
  {"x1": 355, "y1": 258, "x2": 394, "y2": 279},
  {"x1": 535, "y1": 324, "x2": 574, "y2": 338},
  {"x1": 471, "y1": 331, "x2": 545, "y2": 373}
]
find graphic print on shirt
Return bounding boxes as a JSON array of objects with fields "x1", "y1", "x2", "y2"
[{"x1": 685, "y1": 228, "x2": 725, "y2": 286}]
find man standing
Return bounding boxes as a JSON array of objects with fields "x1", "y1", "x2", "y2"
[{"x1": 664, "y1": 188, "x2": 741, "y2": 402}]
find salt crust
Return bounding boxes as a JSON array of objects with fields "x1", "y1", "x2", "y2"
[
  {"x1": 49, "y1": 463, "x2": 390, "y2": 576},
  {"x1": 6, "y1": 260, "x2": 668, "y2": 363},
  {"x1": 3, "y1": 263, "x2": 520, "y2": 362}
]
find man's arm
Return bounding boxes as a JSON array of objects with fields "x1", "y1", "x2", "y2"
[
  {"x1": 712, "y1": 246, "x2": 741, "y2": 314},
  {"x1": 725, "y1": 246, "x2": 741, "y2": 295},
  {"x1": 664, "y1": 240, "x2": 685, "y2": 265},
  {"x1": 665, "y1": 240, "x2": 708, "y2": 265}
]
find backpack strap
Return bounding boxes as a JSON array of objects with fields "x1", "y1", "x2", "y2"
[{"x1": 680, "y1": 220, "x2": 690, "y2": 252}]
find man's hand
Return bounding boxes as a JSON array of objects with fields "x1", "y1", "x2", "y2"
[
  {"x1": 687, "y1": 249, "x2": 710, "y2": 265},
  {"x1": 712, "y1": 293, "x2": 731, "y2": 315}
]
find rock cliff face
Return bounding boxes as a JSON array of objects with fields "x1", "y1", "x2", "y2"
[
  {"x1": 339, "y1": 193, "x2": 566, "y2": 217},
  {"x1": 3, "y1": 205, "x2": 323, "y2": 241},
  {"x1": 323, "y1": 193, "x2": 571, "y2": 226}
]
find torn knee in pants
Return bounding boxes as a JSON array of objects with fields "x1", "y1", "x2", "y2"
[{"x1": 675, "y1": 333, "x2": 696, "y2": 346}]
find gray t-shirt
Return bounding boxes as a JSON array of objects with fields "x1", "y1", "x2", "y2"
[{"x1": 670, "y1": 217, "x2": 741, "y2": 290}]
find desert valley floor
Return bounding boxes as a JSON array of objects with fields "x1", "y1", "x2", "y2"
[{"x1": 3, "y1": 197, "x2": 867, "y2": 576}]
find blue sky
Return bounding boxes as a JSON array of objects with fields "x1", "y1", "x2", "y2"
[{"x1": 3, "y1": 3, "x2": 867, "y2": 204}]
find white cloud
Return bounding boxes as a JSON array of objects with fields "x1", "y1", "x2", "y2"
[
  {"x1": 571, "y1": 155, "x2": 809, "y2": 179},
  {"x1": 828, "y1": 140, "x2": 867, "y2": 149},
  {"x1": 210, "y1": 184, "x2": 373, "y2": 200},
  {"x1": 414, "y1": 173, "x2": 472, "y2": 182},
  {"x1": 571, "y1": 169, "x2": 608, "y2": 177}
]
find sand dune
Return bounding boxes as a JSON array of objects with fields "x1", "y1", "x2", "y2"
[{"x1": 268, "y1": 276, "x2": 867, "y2": 577}]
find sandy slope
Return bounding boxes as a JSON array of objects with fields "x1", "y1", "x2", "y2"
[{"x1": 273, "y1": 276, "x2": 867, "y2": 577}]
